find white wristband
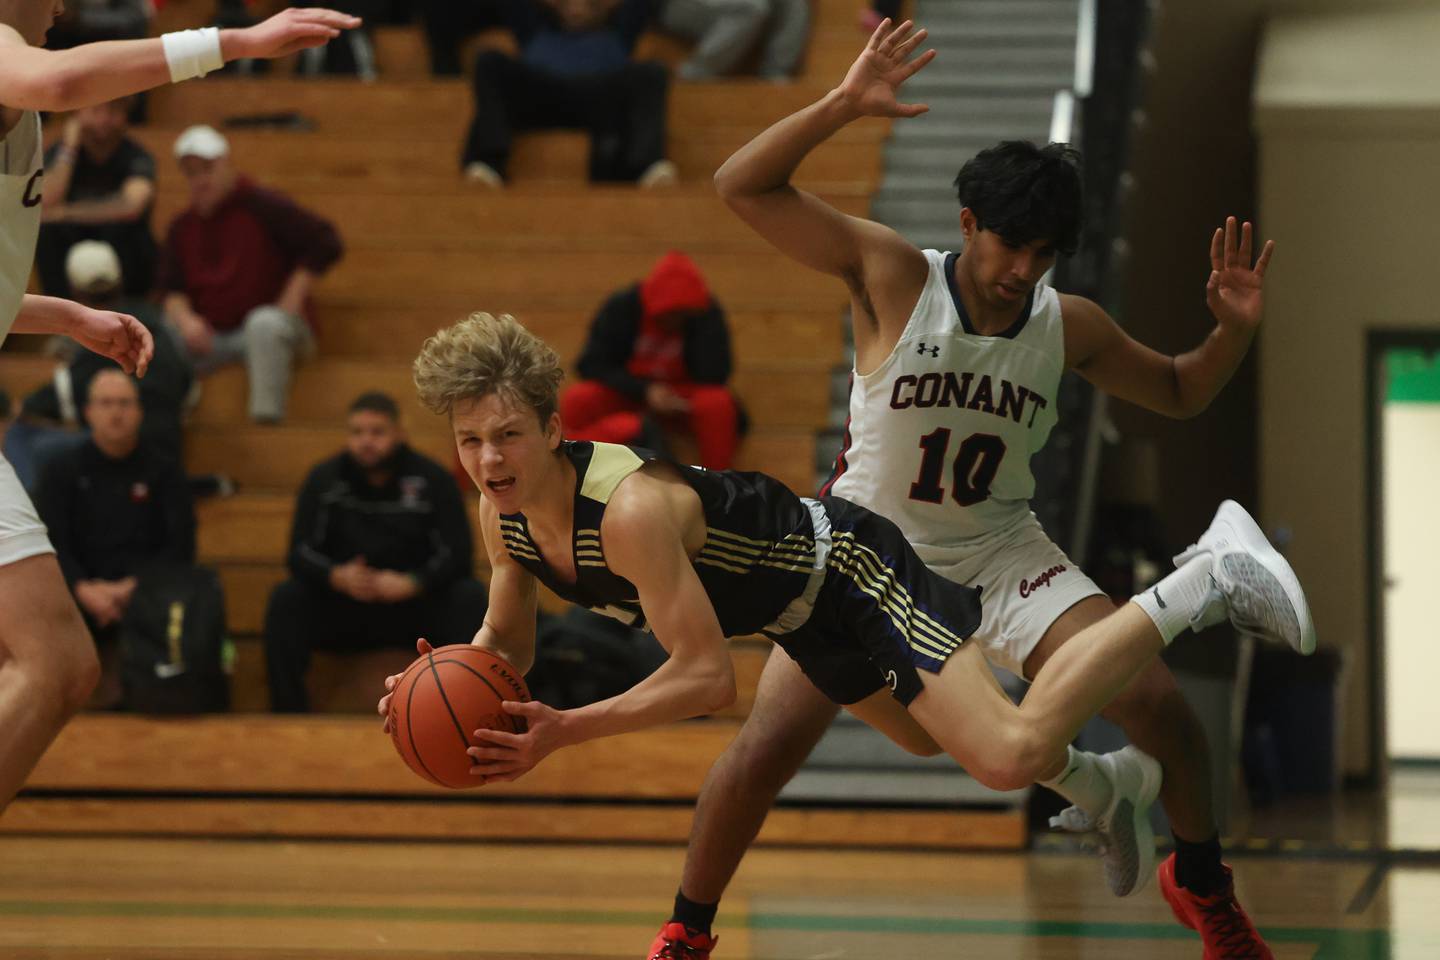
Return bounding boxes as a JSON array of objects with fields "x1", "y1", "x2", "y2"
[{"x1": 161, "y1": 28, "x2": 224, "y2": 84}]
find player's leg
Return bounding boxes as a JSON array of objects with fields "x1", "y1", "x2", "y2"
[
  {"x1": 925, "y1": 592, "x2": 1224, "y2": 782},
  {"x1": 1026, "y1": 584, "x2": 1275, "y2": 953},
  {"x1": 1024, "y1": 598, "x2": 1218, "y2": 857},
  {"x1": 842, "y1": 686, "x2": 942, "y2": 756},
  {"x1": 0, "y1": 552, "x2": 99, "y2": 809},
  {"x1": 827, "y1": 496, "x2": 1311, "y2": 813},
  {"x1": 649, "y1": 646, "x2": 839, "y2": 959},
  {"x1": 682, "y1": 647, "x2": 838, "y2": 900}
]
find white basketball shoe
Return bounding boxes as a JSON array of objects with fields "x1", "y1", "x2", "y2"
[
  {"x1": 1049, "y1": 745, "x2": 1163, "y2": 897},
  {"x1": 1175, "y1": 499, "x2": 1316, "y2": 655}
]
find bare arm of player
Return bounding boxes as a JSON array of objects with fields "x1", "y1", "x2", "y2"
[
  {"x1": 0, "y1": 9, "x2": 359, "y2": 113},
  {"x1": 376, "y1": 498, "x2": 537, "y2": 732},
  {"x1": 713, "y1": 19, "x2": 932, "y2": 330},
  {"x1": 469, "y1": 497, "x2": 540, "y2": 674},
  {"x1": 464, "y1": 477, "x2": 735, "y2": 784},
  {"x1": 13, "y1": 294, "x2": 152, "y2": 376},
  {"x1": 1063, "y1": 217, "x2": 1276, "y2": 419}
]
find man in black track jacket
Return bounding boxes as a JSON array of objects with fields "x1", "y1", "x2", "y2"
[{"x1": 264, "y1": 391, "x2": 487, "y2": 712}]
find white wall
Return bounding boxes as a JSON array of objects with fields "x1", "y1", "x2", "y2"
[
  {"x1": 1383, "y1": 402, "x2": 1440, "y2": 759},
  {"x1": 1254, "y1": 6, "x2": 1440, "y2": 775}
]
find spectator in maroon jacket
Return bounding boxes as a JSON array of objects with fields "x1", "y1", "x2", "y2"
[{"x1": 158, "y1": 125, "x2": 344, "y2": 423}]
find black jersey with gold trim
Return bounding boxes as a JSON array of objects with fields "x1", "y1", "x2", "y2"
[{"x1": 497, "y1": 441, "x2": 816, "y2": 636}]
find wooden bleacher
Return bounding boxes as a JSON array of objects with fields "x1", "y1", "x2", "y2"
[{"x1": 4, "y1": 8, "x2": 1028, "y2": 849}]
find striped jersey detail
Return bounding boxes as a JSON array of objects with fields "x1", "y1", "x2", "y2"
[
  {"x1": 696, "y1": 527, "x2": 817, "y2": 576},
  {"x1": 575, "y1": 528, "x2": 607, "y2": 568},
  {"x1": 827, "y1": 531, "x2": 965, "y2": 661},
  {"x1": 498, "y1": 518, "x2": 540, "y2": 561}
]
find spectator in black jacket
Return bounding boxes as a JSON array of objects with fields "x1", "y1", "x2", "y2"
[
  {"x1": 34, "y1": 369, "x2": 197, "y2": 708},
  {"x1": 264, "y1": 392, "x2": 488, "y2": 713},
  {"x1": 559, "y1": 250, "x2": 744, "y2": 469},
  {"x1": 461, "y1": 0, "x2": 676, "y2": 186},
  {"x1": 43, "y1": 0, "x2": 152, "y2": 50}
]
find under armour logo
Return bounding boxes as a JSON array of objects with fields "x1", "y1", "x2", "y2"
[{"x1": 917, "y1": 342, "x2": 939, "y2": 358}]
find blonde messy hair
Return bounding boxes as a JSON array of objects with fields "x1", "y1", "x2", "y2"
[{"x1": 413, "y1": 312, "x2": 564, "y2": 421}]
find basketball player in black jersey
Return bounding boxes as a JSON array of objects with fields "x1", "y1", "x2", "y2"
[{"x1": 377, "y1": 312, "x2": 1312, "y2": 889}]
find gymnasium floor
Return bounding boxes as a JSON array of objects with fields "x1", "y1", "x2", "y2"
[{"x1": 3, "y1": 831, "x2": 1436, "y2": 959}]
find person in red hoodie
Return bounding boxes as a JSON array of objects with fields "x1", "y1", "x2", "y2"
[
  {"x1": 561, "y1": 251, "x2": 744, "y2": 469},
  {"x1": 158, "y1": 124, "x2": 344, "y2": 424}
]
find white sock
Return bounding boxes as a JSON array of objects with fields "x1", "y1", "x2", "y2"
[
  {"x1": 1131, "y1": 555, "x2": 1214, "y2": 644},
  {"x1": 1040, "y1": 746, "x2": 1113, "y2": 817}
]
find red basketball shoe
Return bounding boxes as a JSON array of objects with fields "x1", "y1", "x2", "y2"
[
  {"x1": 1158, "y1": 853, "x2": 1273, "y2": 959},
  {"x1": 647, "y1": 922, "x2": 718, "y2": 960}
]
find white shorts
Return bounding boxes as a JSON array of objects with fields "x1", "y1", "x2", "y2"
[
  {"x1": 0, "y1": 452, "x2": 54, "y2": 567},
  {"x1": 914, "y1": 513, "x2": 1104, "y2": 678}
]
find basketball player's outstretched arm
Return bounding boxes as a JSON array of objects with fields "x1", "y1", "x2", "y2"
[
  {"x1": 1062, "y1": 216, "x2": 1276, "y2": 418},
  {"x1": 13, "y1": 293, "x2": 152, "y2": 375},
  {"x1": 377, "y1": 499, "x2": 538, "y2": 734},
  {"x1": 715, "y1": 19, "x2": 932, "y2": 327},
  {"x1": 0, "y1": 9, "x2": 359, "y2": 113},
  {"x1": 464, "y1": 478, "x2": 736, "y2": 784}
]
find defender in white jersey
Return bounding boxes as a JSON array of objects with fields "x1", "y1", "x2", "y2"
[
  {"x1": 826, "y1": 250, "x2": 1090, "y2": 676},
  {"x1": 0, "y1": 0, "x2": 359, "y2": 813},
  {"x1": 648, "y1": 21, "x2": 1289, "y2": 960}
]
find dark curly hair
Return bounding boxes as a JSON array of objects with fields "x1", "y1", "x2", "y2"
[{"x1": 953, "y1": 141, "x2": 1084, "y2": 255}]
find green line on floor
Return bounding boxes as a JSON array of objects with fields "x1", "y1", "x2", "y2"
[{"x1": 0, "y1": 898, "x2": 1411, "y2": 956}]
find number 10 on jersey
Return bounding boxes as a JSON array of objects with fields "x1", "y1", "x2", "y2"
[{"x1": 909, "y1": 428, "x2": 1008, "y2": 507}]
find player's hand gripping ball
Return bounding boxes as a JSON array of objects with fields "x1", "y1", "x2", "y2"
[{"x1": 388, "y1": 645, "x2": 531, "y2": 788}]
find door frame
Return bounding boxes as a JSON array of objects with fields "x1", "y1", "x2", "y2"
[{"x1": 1366, "y1": 330, "x2": 1440, "y2": 772}]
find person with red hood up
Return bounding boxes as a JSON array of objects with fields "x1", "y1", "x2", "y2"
[{"x1": 561, "y1": 251, "x2": 743, "y2": 470}]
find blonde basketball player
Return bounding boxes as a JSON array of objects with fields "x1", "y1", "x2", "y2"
[
  {"x1": 0, "y1": 0, "x2": 359, "y2": 811},
  {"x1": 378, "y1": 314, "x2": 1311, "y2": 960},
  {"x1": 648, "y1": 19, "x2": 1285, "y2": 960}
]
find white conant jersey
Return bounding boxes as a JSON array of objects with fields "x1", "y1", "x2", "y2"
[
  {"x1": 826, "y1": 249, "x2": 1064, "y2": 554},
  {"x1": 0, "y1": 110, "x2": 43, "y2": 346}
]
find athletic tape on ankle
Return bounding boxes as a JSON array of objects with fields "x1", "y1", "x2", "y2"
[{"x1": 161, "y1": 29, "x2": 224, "y2": 83}]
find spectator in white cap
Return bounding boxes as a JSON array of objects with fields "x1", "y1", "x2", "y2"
[
  {"x1": 5, "y1": 241, "x2": 194, "y2": 491},
  {"x1": 158, "y1": 124, "x2": 344, "y2": 423},
  {"x1": 34, "y1": 96, "x2": 159, "y2": 300}
]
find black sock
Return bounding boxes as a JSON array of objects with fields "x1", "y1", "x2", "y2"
[
  {"x1": 670, "y1": 889, "x2": 719, "y2": 935},
  {"x1": 1173, "y1": 833, "x2": 1226, "y2": 897}
]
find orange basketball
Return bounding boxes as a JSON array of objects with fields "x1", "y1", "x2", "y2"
[{"x1": 388, "y1": 645, "x2": 531, "y2": 789}]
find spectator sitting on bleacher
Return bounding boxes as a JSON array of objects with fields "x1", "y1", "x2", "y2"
[
  {"x1": 416, "y1": 0, "x2": 503, "y2": 75},
  {"x1": 659, "y1": 0, "x2": 809, "y2": 81},
  {"x1": 159, "y1": 125, "x2": 343, "y2": 424},
  {"x1": 560, "y1": 250, "x2": 744, "y2": 469},
  {"x1": 461, "y1": 0, "x2": 677, "y2": 187},
  {"x1": 34, "y1": 97, "x2": 158, "y2": 300},
  {"x1": 264, "y1": 391, "x2": 488, "y2": 713},
  {"x1": 6, "y1": 241, "x2": 192, "y2": 492},
  {"x1": 42, "y1": 0, "x2": 152, "y2": 49},
  {"x1": 34, "y1": 369, "x2": 197, "y2": 709}
]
